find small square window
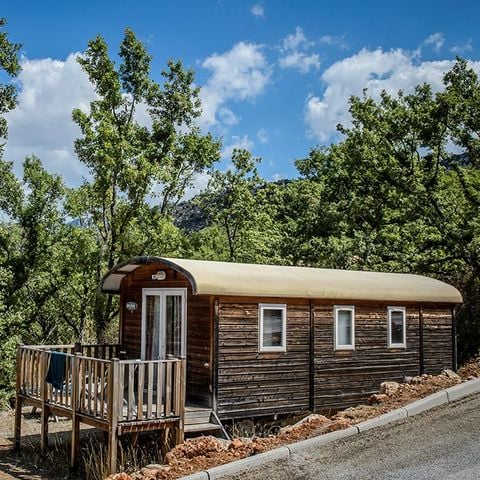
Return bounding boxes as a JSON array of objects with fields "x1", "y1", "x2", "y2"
[
  {"x1": 259, "y1": 304, "x2": 286, "y2": 352},
  {"x1": 388, "y1": 307, "x2": 406, "y2": 348},
  {"x1": 334, "y1": 305, "x2": 355, "y2": 350}
]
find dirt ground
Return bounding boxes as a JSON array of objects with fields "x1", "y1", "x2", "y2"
[
  {"x1": 0, "y1": 408, "x2": 93, "y2": 480},
  {"x1": 1, "y1": 359, "x2": 479, "y2": 480}
]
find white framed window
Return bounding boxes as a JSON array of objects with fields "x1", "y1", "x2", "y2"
[
  {"x1": 388, "y1": 306, "x2": 406, "y2": 348},
  {"x1": 259, "y1": 304, "x2": 286, "y2": 352},
  {"x1": 334, "y1": 305, "x2": 355, "y2": 350}
]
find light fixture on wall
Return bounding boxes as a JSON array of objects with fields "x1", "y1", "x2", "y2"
[
  {"x1": 125, "y1": 301, "x2": 138, "y2": 313},
  {"x1": 151, "y1": 271, "x2": 166, "y2": 280}
]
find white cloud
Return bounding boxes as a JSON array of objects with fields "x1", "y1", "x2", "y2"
[
  {"x1": 279, "y1": 51, "x2": 320, "y2": 73},
  {"x1": 217, "y1": 107, "x2": 239, "y2": 126},
  {"x1": 250, "y1": 3, "x2": 265, "y2": 17},
  {"x1": 279, "y1": 27, "x2": 319, "y2": 73},
  {"x1": 257, "y1": 128, "x2": 268, "y2": 144},
  {"x1": 282, "y1": 26, "x2": 312, "y2": 51},
  {"x1": 199, "y1": 42, "x2": 272, "y2": 128},
  {"x1": 450, "y1": 39, "x2": 473, "y2": 54},
  {"x1": 319, "y1": 34, "x2": 348, "y2": 50},
  {"x1": 272, "y1": 172, "x2": 287, "y2": 182},
  {"x1": 221, "y1": 134, "x2": 254, "y2": 160},
  {"x1": 5, "y1": 53, "x2": 96, "y2": 186},
  {"x1": 304, "y1": 48, "x2": 480, "y2": 142},
  {"x1": 424, "y1": 32, "x2": 444, "y2": 53}
]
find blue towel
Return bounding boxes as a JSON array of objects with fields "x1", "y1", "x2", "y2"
[{"x1": 45, "y1": 352, "x2": 66, "y2": 390}]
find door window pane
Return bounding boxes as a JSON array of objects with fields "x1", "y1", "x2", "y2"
[
  {"x1": 143, "y1": 290, "x2": 185, "y2": 360},
  {"x1": 146, "y1": 295, "x2": 161, "y2": 359},
  {"x1": 166, "y1": 295, "x2": 182, "y2": 357}
]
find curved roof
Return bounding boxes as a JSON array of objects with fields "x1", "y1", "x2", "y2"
[{"x1": 100, "y1": 256, "x2": 462, "y2": 304}]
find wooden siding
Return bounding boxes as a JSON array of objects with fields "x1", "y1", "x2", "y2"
[
  {"x1": 216, "y1": 297, "x2": 311, "y2": 419},
  {"x1": 118, "y1": 264, "x2": 454, "y2": 418},
  {"x1": 313, "y1": 303, "x2": 421, "y2": 410},
  {"x1": 186, "y1": 294, "x2": 213, "y2": 407},
  {"x1": 119, "y1": 263, "x2": 212, "y2": 407},
  {"x1": 422, "y1": 306, "x2": 453, "y2": 374}
]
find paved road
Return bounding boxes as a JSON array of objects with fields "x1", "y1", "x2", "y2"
[{"x1": 224, "y1": 394, "x2": 480, "y2": 480}]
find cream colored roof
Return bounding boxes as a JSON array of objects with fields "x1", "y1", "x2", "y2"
[{"x1": 100, "y1": 256, "x2": 462, "y2": 304}]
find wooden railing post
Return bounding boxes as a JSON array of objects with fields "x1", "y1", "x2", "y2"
[
  {"x1": 107, "y1": 358, "x2": 120, "y2": 475},
  {"x1": 40, "y1": 350, "x2": 49, "y2": 452},
  {"x1": 71, "y1": 353, "x2": 80, "y2": 469},
  {"x1": 174, "y1": 358, "x2": 186, "y2": 445},
  {"x1": 14, "y1": 345, "x2": 23, "y2": 450}
]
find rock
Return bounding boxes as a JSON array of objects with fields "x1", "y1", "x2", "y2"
[
  {"x1": 228, "y1": 438, "x2": 244, "y2": 450},
  {"x1": 442, "y1": 369, "x2": 461, "y2": 381},
  {"x1": 105, "y1": 474, "x2": 133, "y2": 480},
  {"x1": 379, "y1": 381, "x2": 400, "y2": 395},
  {"x1": 367, "y1": 393, "x2": 388, "y2": 405}
]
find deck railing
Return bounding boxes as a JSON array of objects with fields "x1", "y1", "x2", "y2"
[{"x1": 17, "y1": 345, "x2": 185, "y2": 425}]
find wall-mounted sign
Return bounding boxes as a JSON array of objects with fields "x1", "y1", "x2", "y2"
[{"x1": 152, "y1": 271, "x2": 167, "y2": 280}]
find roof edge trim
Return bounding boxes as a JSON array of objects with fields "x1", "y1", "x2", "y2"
[{"x1": 98, "y1": 256, "x2": 198, "y2": 294}]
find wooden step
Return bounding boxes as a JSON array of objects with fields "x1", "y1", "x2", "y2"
[
  {"x1": 184, "y1": 409, "x2": 213, "y2": 426},
  {"x1": 185, "y1": 422, "x2": 224, "y2": 433}
]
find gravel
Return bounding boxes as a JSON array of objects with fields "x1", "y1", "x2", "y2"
[{"x1": 221, "y1": 393, "x2": 480, "y2": 480}]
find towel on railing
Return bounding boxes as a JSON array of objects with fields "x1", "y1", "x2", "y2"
[{"x1": 45, "y1": 352, "x2": 66, "y2": 389}]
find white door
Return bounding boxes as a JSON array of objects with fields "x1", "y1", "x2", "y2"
[{"x1": 141, "y1": 288, "x2": 186, "y2": 360}]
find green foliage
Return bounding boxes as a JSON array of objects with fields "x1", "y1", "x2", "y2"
[
  {"x1": 2, "y1": 22, "x2": 480, "y2": 405},
  {"x1": 293, "y1": 59, "x2": 480, "y2": 360},
  {"x1": 0, "y1": 17, "x2": 21, "y2": 154},
  {"x1": 194, "y1": 149, "x2": 281, "y2": 263},
  {"x1": 70, "y1": 28, "x2": 220, "y2": 339}
]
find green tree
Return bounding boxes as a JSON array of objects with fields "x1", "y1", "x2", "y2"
[
  {"x1": 0, "y1": 18, "x2": 20, "y2": 156},
  {"x1": 293, "y1": 59, "x2": 480, "y2": 360},
  {"x1": 0, "y1": 157, "x2": 78, "y2": 401},
  {"x1": 70, "y1": 29, "x2": 220, "y2": 340},
  {"x1": 194, "y1": 149, "x2": 281, "y2": 263}
]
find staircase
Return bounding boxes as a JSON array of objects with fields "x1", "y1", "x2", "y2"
[{"x1": 184, "y1": 407, "x2": 230, "y2": 440}]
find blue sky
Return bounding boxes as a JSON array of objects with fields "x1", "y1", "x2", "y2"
[{"x1": 3, "y1": 0, "x2": 480, "y2": 189}]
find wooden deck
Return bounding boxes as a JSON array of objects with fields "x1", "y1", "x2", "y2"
[{"x1": 15, "y1": 344, "x2": 186, "y2": 474}]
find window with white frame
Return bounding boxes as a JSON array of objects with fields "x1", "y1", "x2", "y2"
[
  {"x1": 259, "y1": 304, "x2": 286, "y2": 352},
  {"x1": 388, "y1": 306, "x2": 406, "y2": 348},
  {"x1": 334, "y1": 305, "x2": 355, "y2": 350}
]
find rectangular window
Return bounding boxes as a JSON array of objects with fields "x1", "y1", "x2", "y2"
[
  {"x1": 259, "y1": 304, "x2": 286, "y2": 352},
  {"x1": 334, "y1": 305, "x2": 355, "y2": 350},
  {"x1": 388, "y1": 306, "x2": 406, "y2": 348}
]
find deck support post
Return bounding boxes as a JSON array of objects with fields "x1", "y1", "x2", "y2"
[
  {"x1": 40, "y1": 350, "x2": 49, "y2": 452},
  {"x1": 14, "y1": 345, "x2": 23, "y2": 450},
  {"x1": 107, "y1": 358, "x2": 120, "y2": 475},
  {"x1": 70, "y1": 353, "x2": 80, "y2": 469}
]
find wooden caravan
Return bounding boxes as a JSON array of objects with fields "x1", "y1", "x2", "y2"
[
  {"x1": 101, "y1": 257, "x2": 462, "y2": 417},
  {"x1": 15, "y1": 257, "x2": 462, "y2": 473}
]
